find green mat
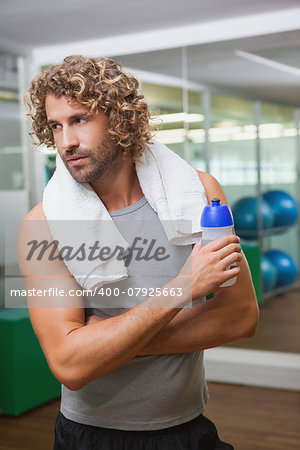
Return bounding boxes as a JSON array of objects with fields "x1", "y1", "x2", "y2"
[{"x1": 0, "y1": 308, "x2": 60, "y2": 416}]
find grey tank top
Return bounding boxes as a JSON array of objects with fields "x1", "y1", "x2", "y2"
[{"x1": 60, "y1": 196, "x2": 208, "y2": 430}]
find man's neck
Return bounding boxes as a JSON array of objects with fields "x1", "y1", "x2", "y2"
[{"x1": 90, "y1": 158, "x2": 144, "y2": 211}]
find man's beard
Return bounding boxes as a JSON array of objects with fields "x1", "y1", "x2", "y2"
[{"x1": 63, "y1": 136, "x2": 120, "y2": 183}]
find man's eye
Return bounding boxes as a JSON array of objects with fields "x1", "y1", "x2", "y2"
[
  {"x1": 50, "y1": 124, "x2": 61, "y2": 130},
  {"x1": 76, "y1": 118, "x2": 87, "y2": 124}
]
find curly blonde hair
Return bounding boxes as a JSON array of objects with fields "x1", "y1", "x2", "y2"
[{"x1": 25, "y1": 55, "x2": 153, "y2": 163}]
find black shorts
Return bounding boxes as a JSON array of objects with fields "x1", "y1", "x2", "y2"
[{"x1": 53, "y1": 411, "x2": 234, "y2": 450}]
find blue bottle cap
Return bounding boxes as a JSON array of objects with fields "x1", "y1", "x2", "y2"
[{"x1": 201, "y1": 198, "x2": 234, "y2": 227}]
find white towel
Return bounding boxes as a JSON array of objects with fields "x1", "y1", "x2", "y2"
[{"x1": 43, "y1": 140, "x2": 207, "y2": 290}]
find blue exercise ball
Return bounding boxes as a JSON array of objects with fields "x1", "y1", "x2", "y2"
[
  {"x1": 261, "y1": 254, "x2": 278, "y2": 293},
  {"x1": 263, "y1": 190, "x2": 299, "y2": 227},
  {"x1": 232, "y1": 197, "x2": 274, "y2": 239},
  {"x1": 264, "y1": 249, "x2": 298, "y2": 287}
]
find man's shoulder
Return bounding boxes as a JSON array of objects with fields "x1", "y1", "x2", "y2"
[
  {"x1": 23, "y1": 202, "x2": 46, "y2": 221},
  {"x1": 195, "y1": 169, "x2": 220, "y2": 188},
  {"x1": 195, "y1": 169, "x2": 228, "y2": 204}
]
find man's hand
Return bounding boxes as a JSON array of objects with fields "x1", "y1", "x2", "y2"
[
  {"x1": 85, "y1": 315, "x2": 105, "y2": 326},
  {"x1": 177, "y1": 234, "x2": 242, "y2": 300}
]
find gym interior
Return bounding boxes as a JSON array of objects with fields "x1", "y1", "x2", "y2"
[{"x1": 0, "y1": 1, "x2": 299, "y2": 449}]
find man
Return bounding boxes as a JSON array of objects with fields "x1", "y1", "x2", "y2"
[{"x1": 19, "y1": 55, "x2": 258, "y2": 450}]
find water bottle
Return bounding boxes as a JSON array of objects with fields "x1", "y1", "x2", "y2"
[{"x1": 201, "y1": 198, "x2": 237, "y2": 287}]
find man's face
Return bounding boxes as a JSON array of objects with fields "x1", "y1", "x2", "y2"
[{"x1": 45, "y1": 94, "x2": 120, "y2": 183}]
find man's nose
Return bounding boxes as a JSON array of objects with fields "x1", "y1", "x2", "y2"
[{"x1": 62, "y1": 127, "x2": 79, "y2": 151}]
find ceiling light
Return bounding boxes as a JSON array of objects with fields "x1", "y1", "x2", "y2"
[
  {"x1": 235, "y1": 50, "x2": 300, "y2": 77},
  {"x1": 151, "y1": 112, "x2": 204, "y2": 124}
]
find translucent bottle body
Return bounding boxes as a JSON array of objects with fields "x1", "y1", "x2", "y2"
[{"x1": 201, "y1": 225, "x2": 237, "y2": 287}]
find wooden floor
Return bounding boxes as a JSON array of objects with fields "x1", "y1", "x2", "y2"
[
  {"x1": 227, "y1": 285, "x2": 300, "y2": 353},
  {"x1": 205, "y1": 383, "x2": 300, "y2": 450},
  {"x1": 1, "y1": 383, "x2": 299, "y2": 450},
  {"x1": 1, "y1": 288, "x2": 299, "y2": 449}
]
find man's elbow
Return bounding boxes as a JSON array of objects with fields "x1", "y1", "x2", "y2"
[
  {"x1": 47, "y1": 355, "x2": 85, "y2": 391},
  {"x1": 49, "y1": 352, "x2": 110, "y2": 391},
  {"x1": 53, "y1": 367, "x2": 85, "y2": 391},
  {"x1": 240, "y1": 300, "x2": 259, "y2": 338},
  {"x1": 63, "y1": 379, "x2": 83, "y2": 391},
  {"x1": 242, "y1": 317, "x2": 258, "y2": 339}
]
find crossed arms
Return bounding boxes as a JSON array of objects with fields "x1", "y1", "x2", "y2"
[{"x1": 18, "y1": 171, "x2": 258, "y2": 390}]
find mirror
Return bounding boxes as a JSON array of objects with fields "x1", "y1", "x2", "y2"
[
  {"x1": 111, "y1": 43, "x2": 299, "y2": 355},
  {"x1": 0, "y1": 52, "x2": 28, "y2": 310}
]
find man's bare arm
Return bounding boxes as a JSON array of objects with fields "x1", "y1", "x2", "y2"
[
  {"x1": 138, "y1": 251, "x2": 258, "y2": 354},
  {"x1": 89, "y1": 242, "x2": 258, "y2": 355},
  {"x1": 19, "y1": 207, "x2": 187, "y2": 391},
  {"x1": 138, "y1": 170, "x2": 259, "y2": 354},
  {"x1": 19, "y1": 202, "x2": 241, "y2": 391}
]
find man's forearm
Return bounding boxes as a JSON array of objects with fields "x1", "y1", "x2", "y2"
[
  {"x1": 138, "y1": 255, "x2": 259, "y2": 355},
  {"x1": 86, "y1": 285, "x2": 257, "y2": 357},
  {"x1": 84, "y1": 256, "x2": 258, "y2": 357},
  {"x1": 138, "y1": 292, "x2": 255, "y2": 355},
  {"x1": 56, "y1": 277, "x2": 190, "y2": 390}
]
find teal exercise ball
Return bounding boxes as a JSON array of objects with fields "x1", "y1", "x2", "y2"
[
  {"x1": 263, "y1": 190, "x2": 299, "y2": 227},
  {"x1": 264, "y1": 249, "x2": 298, "y2": 287},
  {"x1": 261, "y1": 254, "x2": 277, "y2": 293},
  {"x1": 232, "y1": 197, "x2": 274, "y2": 239}
]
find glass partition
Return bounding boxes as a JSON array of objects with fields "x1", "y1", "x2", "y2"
[
  {"x1": 142, "y1": 82, "x2": 185, "y2": 158},
  {"x1": 0, "y1": 53, "x2": 27, "y2": 309},
  {"x1": 188, "y1": 89, "x2": 205, "y2": 170},
  {"x1": 260, "y1": 103, "x2": 299, "y2": 279},
  {"x1": 0, "y1": 53, "x2": 23, "y2": 190},
  {"x1": 209, "y1": 94, "x2": 257, "y2": 201}
]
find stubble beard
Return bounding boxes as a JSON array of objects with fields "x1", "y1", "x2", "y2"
[{"x1": 64, "y1": 136, "x2": 121, "y2": 183}]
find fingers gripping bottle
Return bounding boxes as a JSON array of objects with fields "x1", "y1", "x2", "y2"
[{"x1": 201, "y1": 198, "x2": 237, "y2": 287}]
